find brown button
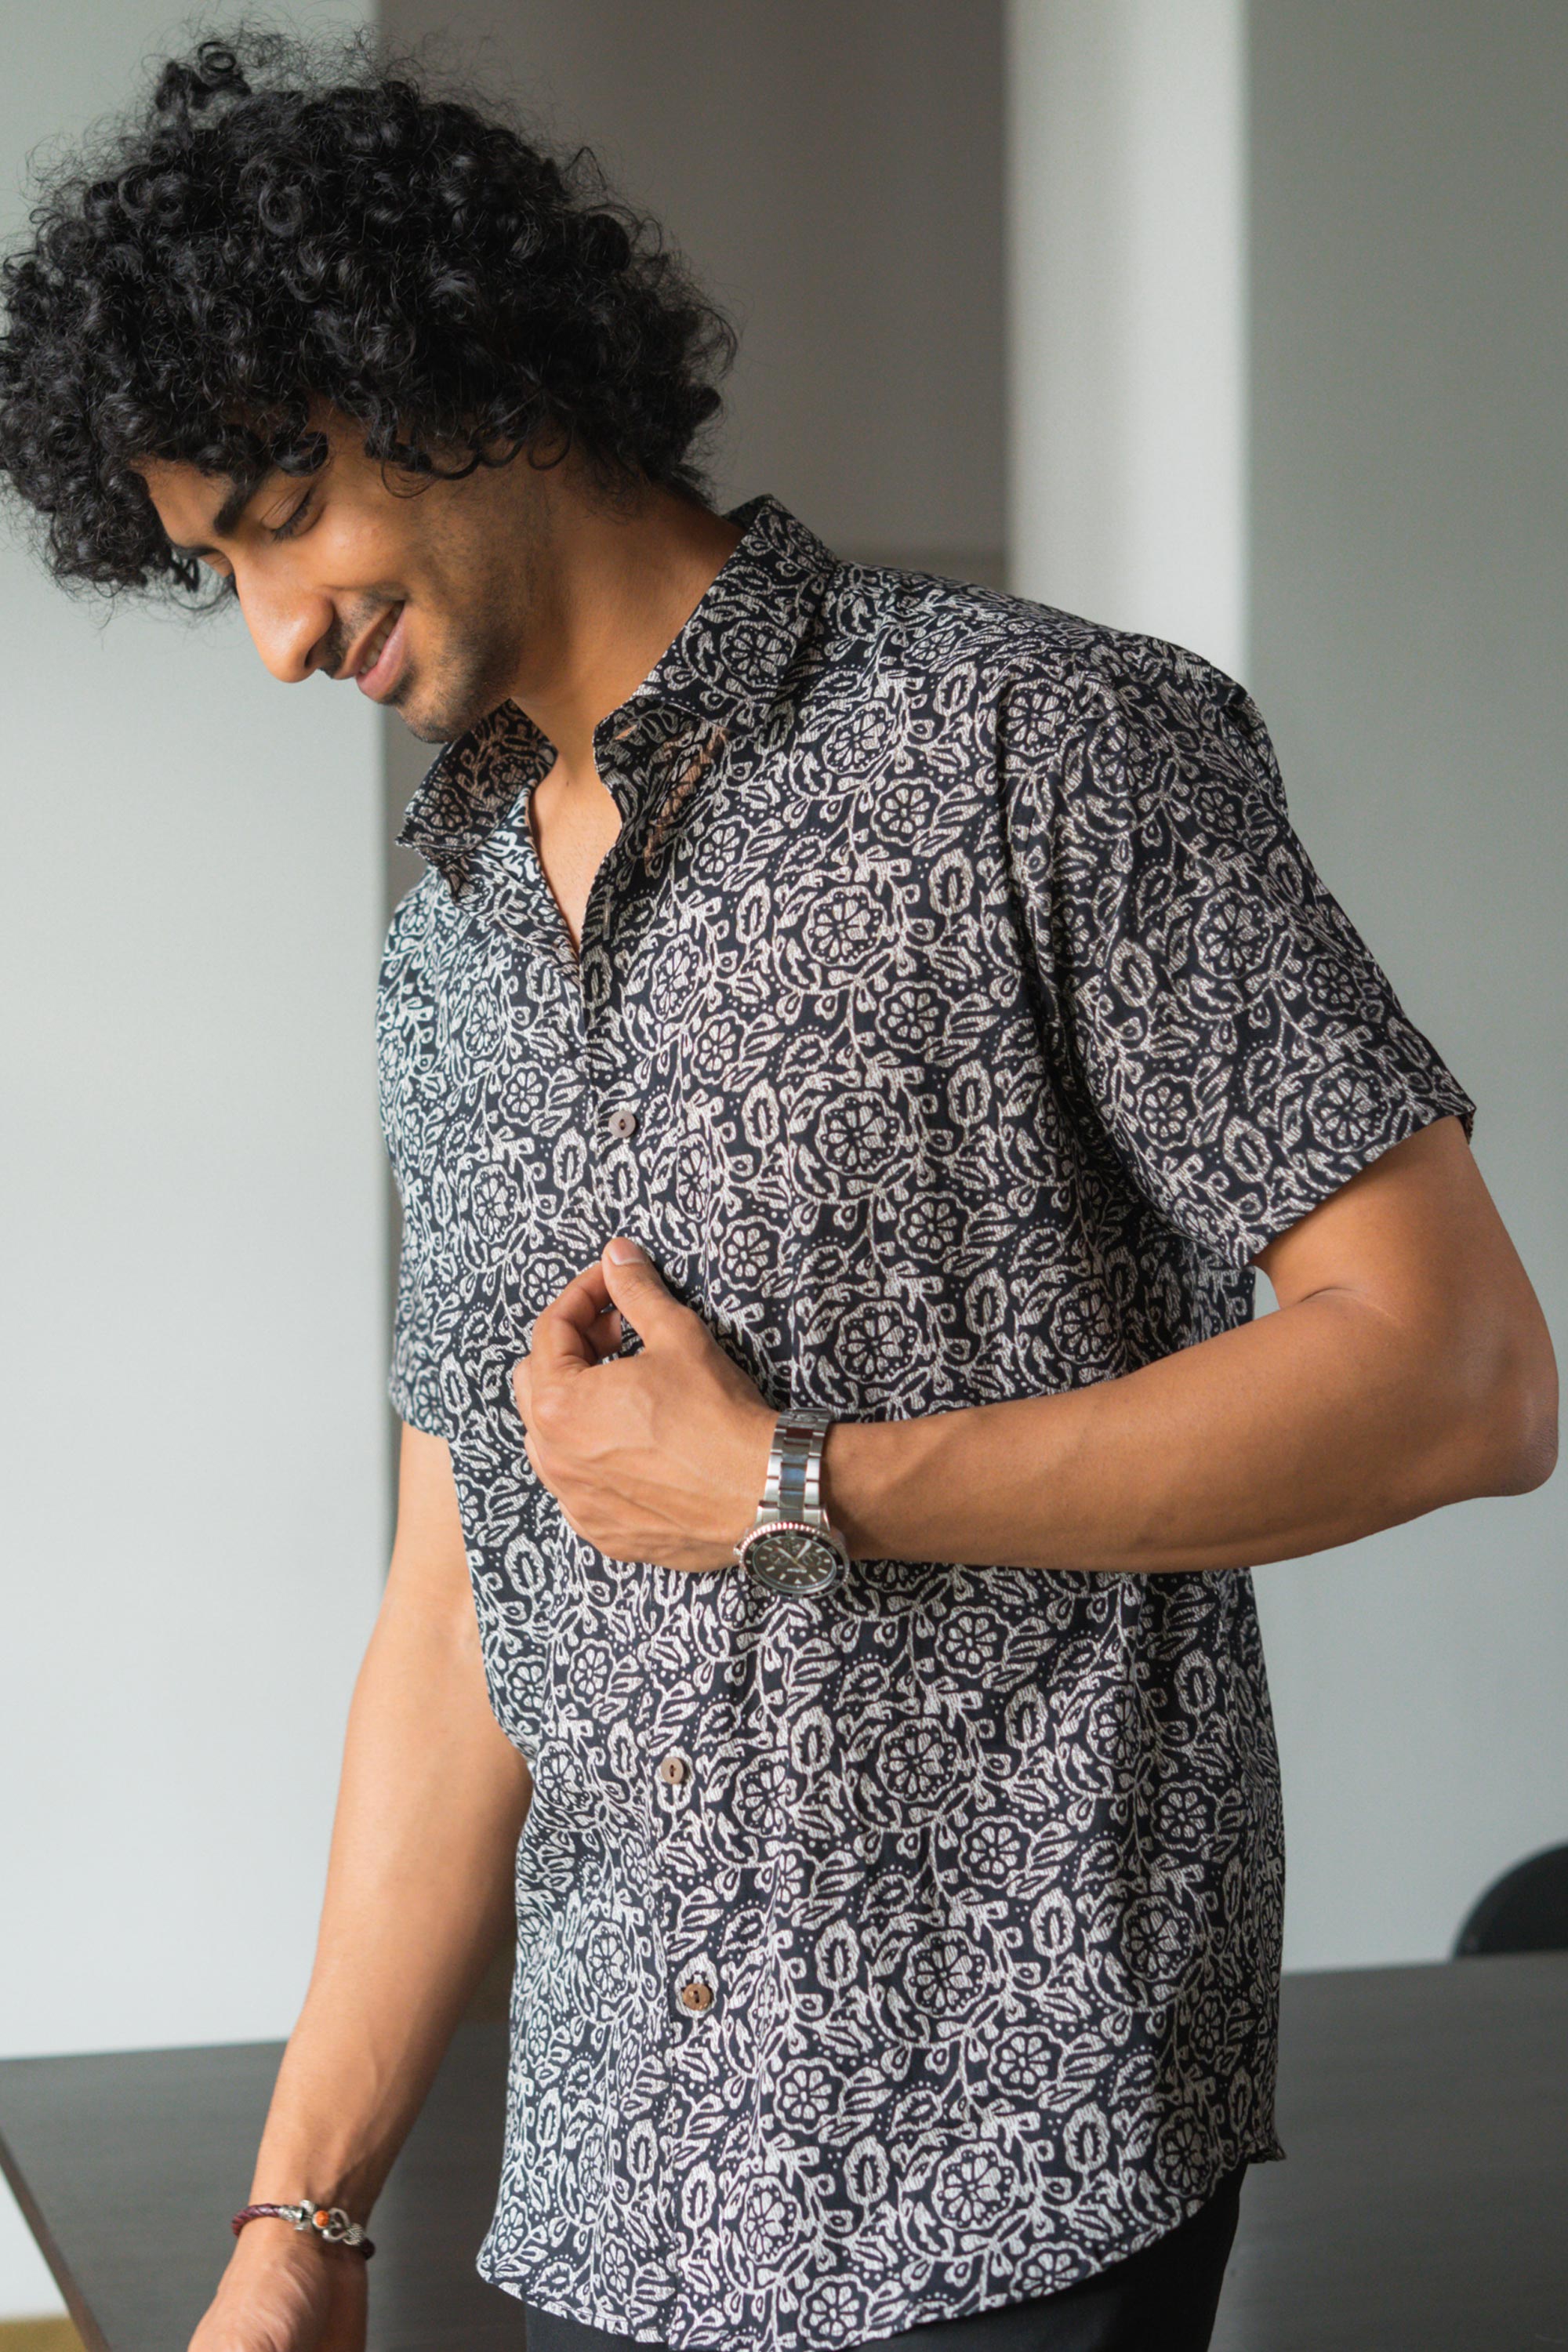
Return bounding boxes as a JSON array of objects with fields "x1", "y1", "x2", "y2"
[
  {"x1": 657, "y1": 1755, "x2": 691, "y2": 1785},
  {"x1": 608, "y1": 1105, "x2": 638, "y2": 1140},
  {"x1": 678, "y1": 1980, "x2": 713, "y2": 2012}
]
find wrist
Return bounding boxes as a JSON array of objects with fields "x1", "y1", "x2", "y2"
[
  {"x1": 724, "y1": 1396, "x2": 780, "y2": 1549},
  {"x1": 820, "y1": 1415, "x2": 920, "y2": 1562},
  {"x1": 227, "y1": 2213, "x2": 347, "y2": 2272},
  {"x1": 235, "y1": 2198, "x2": 374, "y2": 2256},
  {"x1": 249, "y1": 2140, "x2": 386, "y2": 2222},
  {"x1": 248, "y1": 2058, "x2": 402, "y2": 2220}
]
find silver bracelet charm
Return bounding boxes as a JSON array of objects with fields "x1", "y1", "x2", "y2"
[{"x1": 230, "y1": 2197, "x2": 376, "y2": 2258}]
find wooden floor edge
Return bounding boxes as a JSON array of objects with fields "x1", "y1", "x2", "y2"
[{"x1": 0, "y1": 2321, "x2": 85, "y2": 2351}]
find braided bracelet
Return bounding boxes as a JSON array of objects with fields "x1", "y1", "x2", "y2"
[{"x1": 231, "y1": 2199, "x2": 376, "y2": 2259}]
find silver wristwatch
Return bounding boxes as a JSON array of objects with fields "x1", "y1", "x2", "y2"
[{"x1": 733, "y1": 1408, "x2": 849, "y2": 1595}]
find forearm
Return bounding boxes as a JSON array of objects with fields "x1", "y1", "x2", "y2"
[
  {"x1": 825, "y1": 1282, "x2": 1541, "y2": 1577},
  {"x1": 249, "y1": 1542, "x2": 530, "y2": 2215}
]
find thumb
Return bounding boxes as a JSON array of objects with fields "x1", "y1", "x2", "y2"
[{"x1": 600, "y1": 1234, "x2": 685, "y2": 1336}]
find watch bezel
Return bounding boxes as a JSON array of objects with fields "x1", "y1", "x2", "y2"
[{"x1": 735, "y1": 1516, "x2": 849, "y2": 1596}]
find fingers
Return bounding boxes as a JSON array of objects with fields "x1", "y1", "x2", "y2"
[
  {"x1": 513, "y1": 1258, "x2": 626, "y2": 1432},
  {"x1": 583, "y1": 1305, "x2": 625, "y2": 1360},
  {"x1": 598, "y1": 1235, "x2": 685, "y2": 1337},
  {"x1": 539, "y1": 1260, "x2": 615, "y2": 1350}
]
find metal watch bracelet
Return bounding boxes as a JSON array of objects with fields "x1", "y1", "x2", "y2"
[{"x1": 733, "y1": 1408, "x2": 849, "y2": 1595}]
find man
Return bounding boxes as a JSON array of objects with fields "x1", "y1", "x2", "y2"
[{"x1": 1, "y1": 31, "x2": 1555, "y2": 2352}]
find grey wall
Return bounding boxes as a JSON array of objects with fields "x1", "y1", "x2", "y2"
[
  {"x1": 1247, "y1": 0, "x2": 1568, "y2": 1968},
  {"x1": 384, "y1": 0, "x2": 1006, "y2": 566},
  {"x1": 382, "y1": 0, "x2": 1007, "y2": 895}
]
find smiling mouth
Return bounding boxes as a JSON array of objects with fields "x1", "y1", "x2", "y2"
[
  {"x1": 355, "y1": 604, "x2": 403, "y2": 678},
  {"x1": 349, "y1": 604, "x2": 410, "y2": 702}
]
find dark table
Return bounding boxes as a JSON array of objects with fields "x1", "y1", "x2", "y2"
[{"x1": 2, "y1": 1955, "x2": 1564, "y2": 2351}]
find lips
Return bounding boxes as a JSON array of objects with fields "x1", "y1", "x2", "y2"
[{"x1": 353, "y1": 604, "x2": 407, "y2": 701}]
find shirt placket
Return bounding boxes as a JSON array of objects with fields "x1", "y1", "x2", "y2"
[
  {"x1": 579, "y1": 716, "x2": 655, "y2": 1232},
  {"x1": 589, "y1": 715, "x2": 735, "y2": 2056}
]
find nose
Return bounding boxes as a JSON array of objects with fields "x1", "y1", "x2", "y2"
[{"x1": 233, "y1": 569, "x2": 340, "y2": 684}]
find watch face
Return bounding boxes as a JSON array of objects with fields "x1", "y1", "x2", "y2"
[{"x1": 742, "y1": 1523, "x2": 848, "y2": 1596}]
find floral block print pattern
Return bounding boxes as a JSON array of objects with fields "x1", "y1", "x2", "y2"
[{"x1": 377, "y1": 495, "x2": 1474, "y2": 2350}]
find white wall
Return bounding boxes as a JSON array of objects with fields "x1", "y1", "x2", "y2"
[
  {"x1": 0, "y1": 7, "x2": 384, "y2": 2318},
  {"x1": 1006, "y1": 0, "x2": 1248, "y2": 679},
  {"x1": 1246, "y1": 0, "x2": 1568, "y2": 1971}
]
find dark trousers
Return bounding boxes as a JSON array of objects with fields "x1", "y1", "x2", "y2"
[{"x1": 523, "y1": 2161, "x2": 1247, "y2": 2352}]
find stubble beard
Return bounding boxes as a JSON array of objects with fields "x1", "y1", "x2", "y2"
[
  {"x1": 387, "y1": 639, "x2": 517, "y2": 745},
  {"x1": 390, "y1": 532, "x2": 538, "y2": 746}
]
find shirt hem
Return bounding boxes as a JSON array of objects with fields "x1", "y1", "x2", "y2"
[{"x1": 474, "y1": 2131, "x2": 1287, "y2": 2352}]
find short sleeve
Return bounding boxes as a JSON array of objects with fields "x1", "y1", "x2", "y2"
[
  {"x1": 387, "y1": 1192, "x2": 453, "y2": 1437},
  {"x1": 377, "y1": 891, "x2": 456, "y2": 1439},
  {"x1": 998, "y1": 638, "x2": 1476, "y2": 1267}
]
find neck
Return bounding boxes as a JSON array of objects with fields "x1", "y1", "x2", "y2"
[{"x1": 507, "y1": 479, "x2": 745, "y2": 778}]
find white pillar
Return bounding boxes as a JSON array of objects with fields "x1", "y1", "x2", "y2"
[{"x1": 1005, "y1": 0, "x2": 1249, "y2": 681}]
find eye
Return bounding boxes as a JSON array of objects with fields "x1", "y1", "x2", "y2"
[{"x1": 267, "y1": 483, "x2": 318, "y2": 543}]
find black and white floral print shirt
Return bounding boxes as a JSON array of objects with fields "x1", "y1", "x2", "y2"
[{"x1": 378, "y1": 494, "x2": 1473, "y2": 2350}]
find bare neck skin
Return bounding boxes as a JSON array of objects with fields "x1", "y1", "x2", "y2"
[
  {"x1": 508, "y1": 474, "x2": 742, "y2": 783},
  {"x1": 506, "y1": 474, "x2": 742, "y2": 952},
  {"x1": 136, "y1": 412, "x2": 744, "y2": 947}
]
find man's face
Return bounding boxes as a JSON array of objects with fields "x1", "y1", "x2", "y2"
[{"x1": 136, "y1": 409, "x2": 552, "y2": 742}]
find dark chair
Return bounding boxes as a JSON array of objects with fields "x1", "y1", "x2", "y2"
[{"x1": 1454, "y1": 1842, "x2": 1568, "y2": 1955}]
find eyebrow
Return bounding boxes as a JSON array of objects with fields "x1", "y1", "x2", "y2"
[{"x1": 168, "y1": 470, "x2": 272, "y2": 559}]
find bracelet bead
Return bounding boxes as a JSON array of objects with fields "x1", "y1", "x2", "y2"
[{"x1": 230, "y1": 2198, "x2": 376, "y2": 2259}]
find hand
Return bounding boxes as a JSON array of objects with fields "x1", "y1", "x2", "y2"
[
  {"x1": 187, "y1": 2223, "x2": 367, "y2": 2352},
  {"x1": 512, "y1": 1237, "x2": 777, "y2": 1571}
]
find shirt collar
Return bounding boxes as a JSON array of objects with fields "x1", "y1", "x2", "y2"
[{"x1": 396, "y1": 492, "x2": 839, "y2": 893}]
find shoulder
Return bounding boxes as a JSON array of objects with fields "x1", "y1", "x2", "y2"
[
  {"x1": 815, "y1": 557, "x2": 1103, "y2": 694},
  {"x1": 812, "y1": 559, "x2": 1268, "y2": 782}
]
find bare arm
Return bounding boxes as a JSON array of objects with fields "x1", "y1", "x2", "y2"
[
  {"x1": 513, "y1": 1117, "x2": 1556, "y2": 1579},
  {"x1": 190, "y1": 1425, "x2": 531, "y2": 2352},
  {"x1": 824, "y1": 1116, "x2": 1558, "y2": 1571}
]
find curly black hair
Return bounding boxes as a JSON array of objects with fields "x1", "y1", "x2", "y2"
[{"x1": 0, "y1": 29, "x2": 736, "y2": 600}]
